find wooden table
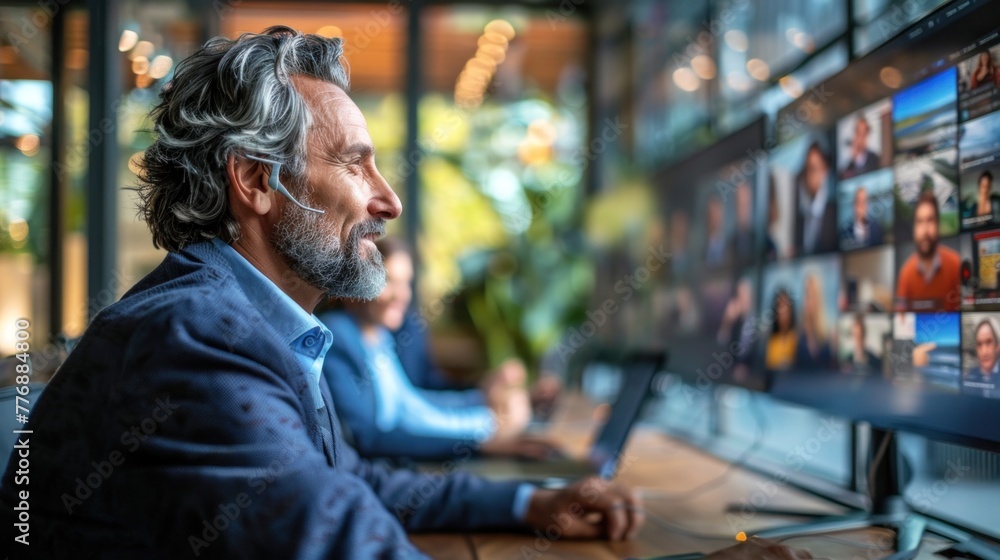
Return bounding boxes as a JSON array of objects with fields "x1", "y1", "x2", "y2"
[{"x1": 409, "y1": 396, "x2": 951, "y2": 559}]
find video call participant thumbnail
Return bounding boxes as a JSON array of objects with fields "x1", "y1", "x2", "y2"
[
  {"x1": 890, "y1": 312, "x2": 962, "y2": 388},
  {"x1": 729, "y1": 180, "x2": 756, "y2": 266},
  {"x1": 963, "y1": 170, "x2": 998, "y2": 226},
  {"x1": 795, "y1": 143, "x2": 839, "y2": 256},
  {"x1": 840, "y1": 115, "x2": 881, "y2": 180},
  {"x1": 842, "y1": 313, "x2": 882, "y2": 373},
  {"x1": 896, "y1": 191, "x2": 961, "y2": 311},
  {"x1": 841, "y1": 186, "x2": 884, "y2": 249},
  {"x1": 764, "y1": 273, "x2": 835, "y2": 372},
  {"x1": 965, "y1": 316, "x2": 1000, "y2": 398},
  {"x1": 969, "y1": 50, "x2": 1000, "y2": 90}
]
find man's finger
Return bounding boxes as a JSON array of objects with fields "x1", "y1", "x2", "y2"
[
  {"x1": 624, "y1": 503, "x2": 645, "y2": 538},
  {"x1": 574, "y1": 480, "x2": 642, "y2": 540},
  {"x1": 562, "y1": 513, "x2": 603, "y2": 539},
  {"x1": 594, "y1": 496, "x2": 629, "y2": 540},
  {"x1": 622, "y1": 488, "x2": 644, "y2": 539}
]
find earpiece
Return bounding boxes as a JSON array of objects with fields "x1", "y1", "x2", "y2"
[{"x1": 244, "y1": 154, "x2": 325, "y2": 214}]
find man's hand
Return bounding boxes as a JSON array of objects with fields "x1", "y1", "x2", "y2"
[
  {"x1": 487, "y1": 385, "x2": 531, "y2": 439},
  {"x1": 484, "y1": 360, "x2": 532, "y2": 440},
  {"x1": 912, "y1": 342, "x2": 937, "y2": 367},
  {"x1": 705, "y1": 538, "x2": 814, "y2": 560},
  {"x1": 523, "y1": 477, "x2": 644, "y2": 541},
  {"x1": 482, "y1": 358, "x2": 528, "y2": 391}
]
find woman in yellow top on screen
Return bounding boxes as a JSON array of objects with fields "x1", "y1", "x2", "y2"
[
  {"x1": 795, "y1": 273, "x2": 833, "y2": 370},
  {"x1": 766, "y1": 288, "x2": 798, "y2": 370}
]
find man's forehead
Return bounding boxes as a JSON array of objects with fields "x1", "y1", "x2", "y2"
[
  {"x1": 290, "y1": 74, "x2": 369, "y2": 148},
  {"x1": 290, "y1": 73, "x2": 349, "y2": 102}
]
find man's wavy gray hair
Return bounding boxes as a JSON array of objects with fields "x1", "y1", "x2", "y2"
[{"x1": 136, "y1": 25, "x2": 350, "y2": 252}]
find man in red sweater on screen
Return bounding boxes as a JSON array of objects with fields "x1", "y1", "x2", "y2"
[{"x1": 896, "y1": 191, "x2": 961, "y2": 311}]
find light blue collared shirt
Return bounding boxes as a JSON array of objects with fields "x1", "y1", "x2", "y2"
[
  {"x1": 212, "y1": 238, "x2": 333, "y2": 409},
  {"x1": 363, "y1": 329, "x2": 497, "y2": 438},
  {"x1": 363, "y1": 329, "x2": 535, "y2": 520}
]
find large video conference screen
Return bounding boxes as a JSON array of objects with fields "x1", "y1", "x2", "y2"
[
  {"x1": 660, "y1": 0, "x2": 1000, "y2": 404},
  {"x1": 762, "y1": 31, "x2": 1000, "y2": 404}
]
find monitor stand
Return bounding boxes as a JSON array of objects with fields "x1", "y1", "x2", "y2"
[{"x1": 747, "y1": 430, "x2": 1000, "y2": 560}]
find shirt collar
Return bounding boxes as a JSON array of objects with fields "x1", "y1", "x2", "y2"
[
  {"x1": 854, "y1": 219, "x2": 867, "y2": 238},
  {"x1": 916, "y1": 251, "x2": 942, "y2": 284},
  {"x1": 211, "y1": 238, "x2": 333, "y2": 406},
  {"x1": 799, "y1": 178, "x2": 829, "y2": 218}
]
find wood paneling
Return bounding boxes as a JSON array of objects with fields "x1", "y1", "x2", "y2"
[{"x1": 221, "y1": 2, "x2": 585, "y2": 94}]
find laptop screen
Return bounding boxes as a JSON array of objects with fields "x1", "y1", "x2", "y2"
[{"x1": 587, "y1": 351, "x2": 666, "y2": 478}]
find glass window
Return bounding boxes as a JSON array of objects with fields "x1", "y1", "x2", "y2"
[
  {"x1": 632, "y1": 0, "x2": 714, "y2": 166},
  {"x1": 0, "y1": 6, "x2": 52, "y2": 356},
  {"x1": 60, "y1": 8, "x2": 90, "y2": 342},
  {"x1": 416, "y1": 6, "x2": 590, "y2": 373},
  {"x1": 717, "y1": 0, "x2": 846, "y2": 105},
  {"x1": 854, "y1": 0, "x2": 949, "y2": 56},
  {"x1": 116, "y1": 0, "x2": 207, "y2": 297}
]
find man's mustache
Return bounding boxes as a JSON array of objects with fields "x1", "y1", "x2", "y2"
[{"x1": 352, "y1": 219, "x2": 387, "y2": 243}]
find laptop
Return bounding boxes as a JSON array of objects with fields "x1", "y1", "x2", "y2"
[{"x1": 429, "y1": 350, "x2": 667, "y2": 486}]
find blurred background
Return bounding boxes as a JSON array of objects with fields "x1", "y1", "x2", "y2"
[
  {"x1": 1, "y1": 0, "x2": 942, "y2": 375},
  {"x1": 4, "y1": 0, "x2": 997, "y2": 540}
]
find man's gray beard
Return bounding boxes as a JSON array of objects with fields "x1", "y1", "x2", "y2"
[
  {"x1": 916, "y1": 237, "x2": 937, "y2": 260},
  {"x1": 272, "y1": 192, "x2": 386, "y2": 300}
]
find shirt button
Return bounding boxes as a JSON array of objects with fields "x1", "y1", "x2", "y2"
[{"x1": 303, "y1": 335, "x2": 317, "y2": 348}]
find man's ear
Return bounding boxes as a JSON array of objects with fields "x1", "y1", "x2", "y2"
[{"x1": 227, "y1": 153, "x2": 273, "y2": 216}]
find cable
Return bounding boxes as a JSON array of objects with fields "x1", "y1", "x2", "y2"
[
  {"x1": 631, "y1": 506, "x2": 895, "y2": 551},
  {"x1": 777, "y1": 532, "x2": 892, "y2": 551},
  {"x1": 866, "y1": 430, "x2": 894, "y2": 505},
  {"x1": 463, "y1": 534, "x2": 481, "y2": 560},
  {"x1": 629, "y1": 505, "x2": 737, "y2": 542},
  {"x1": 642, "y1": 392, "x2": 768, "y2": 503},
  {"x1": 640, "y1": 508, "x2": 892, "y2": 551}
]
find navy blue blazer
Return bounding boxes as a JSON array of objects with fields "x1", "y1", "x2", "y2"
[
  {"x1": 321, "y1": 311, "x2": 490, "y2": 461},
  {"x1": 0, "y1": 241, "x2": 522, "y2": 559}
]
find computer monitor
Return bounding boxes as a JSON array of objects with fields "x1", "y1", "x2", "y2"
[
  {"x1": 653, "y1": 117, "x2": 769, "y2": 392},
  {"x1": 761, "y1": 0, "x2": 1000, "y2": 454}
]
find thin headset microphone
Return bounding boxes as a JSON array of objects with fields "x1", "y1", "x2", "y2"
[{"x1": 243, "y1": 154, "x2": 325, "y2": 214}]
